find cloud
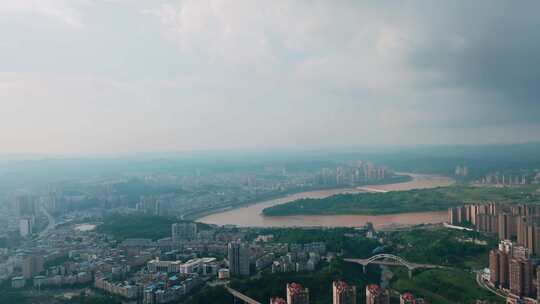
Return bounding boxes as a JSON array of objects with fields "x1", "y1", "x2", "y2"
[
  {"x1": 1, "y1": 0, "x2": 540, "y2": 154},
  {"x1": 0, "y1": 0, "x2": 87, "y2": 29}
]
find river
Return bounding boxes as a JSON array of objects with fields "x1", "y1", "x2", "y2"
[{"x1": 197, "y1": 173, "x2": 454, "y2": 229}]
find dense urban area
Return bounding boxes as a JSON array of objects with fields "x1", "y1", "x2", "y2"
[
  {"x1": 3, "y1": 0, "x2": 540, "y2": 303},
  {"x1": 2, "y1": 146, "x2": 540, "y2": 304}
]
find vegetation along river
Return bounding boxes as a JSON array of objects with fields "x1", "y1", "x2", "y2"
[{"x1": 197, "y1": 173, "x2": 455, "y2": 229}]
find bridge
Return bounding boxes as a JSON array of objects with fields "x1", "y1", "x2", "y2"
[
  {"x1": 356, "y1": 187, "x2": 389, "y2": 193},
  {"x1": 345, "y1": 254, "x2": 442, "y2": 278},
  {"x1": 226, "y1": 286, "x2": 262, "y2": 304}
]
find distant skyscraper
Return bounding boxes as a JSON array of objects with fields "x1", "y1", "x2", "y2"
[
  {"x1": 22, "y1": 255, "x2": 44, "y2": 279},
  {"x1": 365, "y1": 284, "x2": 389, "y2": 304},
  {"x1": 19, "y1": 218, "x2": 33, "y2": 237},
  {"x1": 228, "y1": 241, "x2": 249, "y2": 277},
  {"x1": 15, "y1": 195, "x2": 36, "y2": 217},
  {"x1": 333, "y1": 281, "x2": 356, "y2": 304},
  {"x1": 136, "y1": 196, "x2": 165, "y2": 216},
  {"x1": 286, "y1": 283, "x2": 309, "y2": 304},
  {"x1": 171, "y1": 223, "x2": 197, "y2": 242}
]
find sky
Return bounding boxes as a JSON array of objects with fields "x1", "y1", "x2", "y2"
[{"x1": 1, "y1": 0, "x2": 540, "y2": 155}]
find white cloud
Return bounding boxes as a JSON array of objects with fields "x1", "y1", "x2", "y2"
[
  {"x1": 142, "y1": 1, "x2": 426, "y2": 93},
  {"x1": 0, "y1": 0, "x2": 87, "y2": 29}
]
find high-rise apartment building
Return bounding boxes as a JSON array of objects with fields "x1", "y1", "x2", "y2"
[
  {"x1": 22, "y1": 255, "x2": 44, "y2": 279},
  {"x1": 365, "y1": 284, "x2": 389, "y2": 304},
  {"x1": 489, "y1": 247, "x2": 512, "y2": 289},
  {"x1": 509, "y1": 258, "x2": 533, "y2": 297},
  {"x1": 498, "y1": 213, "x2": 512, "y2": 240},
  {"x1": 286, "y1": 283, "x2": 309, "y2": 304},
  {"x1": 499, "y1": 251, "x2": 510, "y2": 288},
  {"x1": 333, "y1": 281, "x2": 356, "y2": 304},
  {"x1": 171, "y1": 223, "x2": 197, "y2": 242},
  {"x1": 448, "y1": 208, "x2": 459, "y2": 225},
  {"x1": 537, "y1": 266, "x2": 540, "y2": 302},
  {"x1": 136, "y1": 196, "x2": 167, "y2": 216},
  {"x1": 19, "y1": 218, "x2": 33, "y2": 237},
  {"x1": 228, "y1": 241, "x2": 250, "y2": 277},
  {"x1": 489, "y1": 250, "x2": 500, "y2": 285}
]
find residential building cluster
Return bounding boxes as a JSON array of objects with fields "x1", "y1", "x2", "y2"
[
  {"x1": 270, "y1": 242, "x2": 325, "y2": 274},
  {"x1": 456, "y1": 202, "x2": 540, "y2": 302},
  {"x1": 489, "y1": 240, "x2": 540, "y2": 303},
  {"x1": 475, "y1": 170, "x2": 540, "y2": 186},
  {"x1": 449, "y1": 203, "x2": 540, "y2": 256},
  {"x1": 455, "y1": 165, "x2": 469, "y2": 177},
  {"x1": 316, "y1": 161, "x2": 391, "y2": 187}
]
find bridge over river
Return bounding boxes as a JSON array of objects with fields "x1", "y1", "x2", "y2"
[{"x1": 345, "y1": 254, "x2": 444, "y2": 278}]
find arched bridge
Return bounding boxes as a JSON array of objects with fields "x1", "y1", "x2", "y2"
[{"x1": 344, "y1": 254, "x2": 442, "y2": 278}]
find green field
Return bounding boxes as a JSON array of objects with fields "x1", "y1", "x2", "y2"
[
  {"x1": 392, "y1": 269, "x2": 503, "y2": 304},
  {"x1": 383, "y1": 227, "x2": 495, "y2": 269},
  {"x1": 262, "y1": 185, "x2": 540, "y2": 216}
]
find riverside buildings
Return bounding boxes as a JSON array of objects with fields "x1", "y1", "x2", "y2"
[
  {"x1": 489, "y1": 240, "x2": 540, "y2": 300},
  {"x1": 453, "y1": 201, "x2": 540, "y2": 300},
  {"x1": 449, "y1": 203, "x2": 540, "y2": 256}
]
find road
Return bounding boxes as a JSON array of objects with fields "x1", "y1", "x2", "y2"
[
  {"x1": 225, "y1": 286, "x2": 261, "y2": 304},
  {"x1": 475, "y1": 272, "x2": 506, "y2": 300},
  {"x1": 39, "y1": 204, "x2": 56, "y2": 238}
]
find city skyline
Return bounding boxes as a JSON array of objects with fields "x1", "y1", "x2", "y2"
[{"x1": 1, "y1": 1, "x2": 540, "y2": 155}]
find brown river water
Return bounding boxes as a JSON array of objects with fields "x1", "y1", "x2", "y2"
[{"x1": 197, "y1": 173, "x2": 454, "y2": 229}]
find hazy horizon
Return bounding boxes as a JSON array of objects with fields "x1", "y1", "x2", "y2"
[{"x1": 2, "y1": 0, "x2": 540, "y2": 155}]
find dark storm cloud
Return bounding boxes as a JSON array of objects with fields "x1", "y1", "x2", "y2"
[{"x1": 407, "y1": 1, "x2": 540, "y2": 117}]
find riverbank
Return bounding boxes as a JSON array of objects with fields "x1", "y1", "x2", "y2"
[
  {"x1": 197, "y1": 173, "x2": 455, "y2": 228},
  {"x1": 262, "y1": 186, "x2": 463, "y2": 216},
  {"x1": 187, "y1": 174, "x2": 412, "y2": 220}
]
